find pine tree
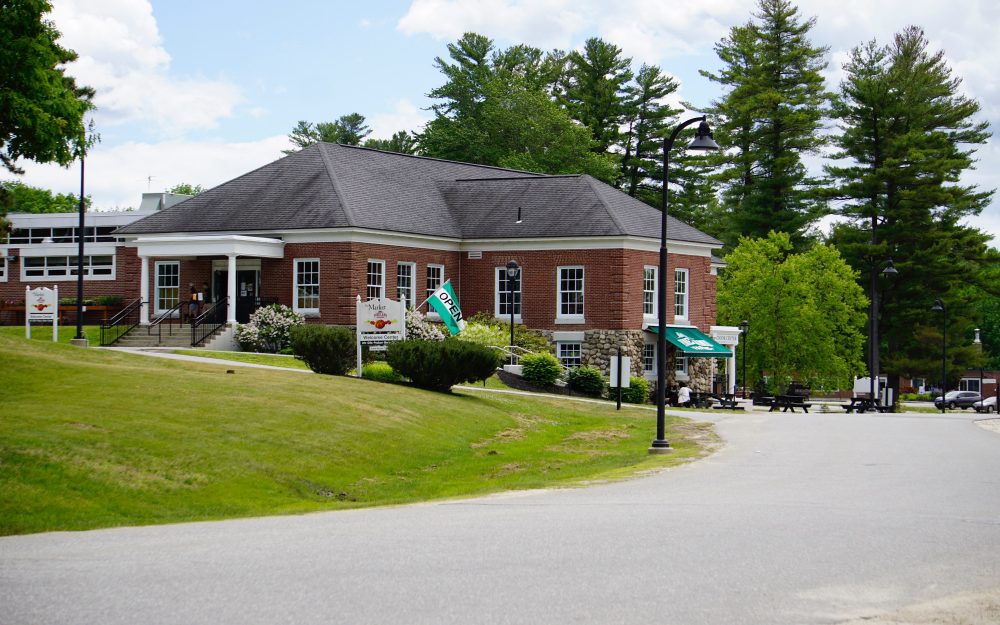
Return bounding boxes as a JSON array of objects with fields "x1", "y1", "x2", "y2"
[
  {"x1": 562, "y1": 38, "x2": 634, "y2": 155},
  {"x1": 620, "y1": 64, "x2": 680, "y2": 200},
  {"x1": 827, "y1": 26, "x2": 994, "y2": 388},
  {"x1": 702, "y1": 0, "x2": 829, "y2": 250}
]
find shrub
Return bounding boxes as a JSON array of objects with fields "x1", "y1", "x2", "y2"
[
  {"x1": 362, "y1": 361, "x2": 403, "y2": 383},
  {"x1": 456, "y1": 321, "x2": 508, "y2": 348},
  {"x1": 467, "y1": 311, "x2": 551, "y2": 353},
  {"x1": 289, "y1": 324, "x2": 355, "y2": 375},
  {"x1": 619, "y1": 376, "x2": 651, "y2": 404},
  {"x1": 386, "y1": 339, "x2": 501, "y2": 391},
  {"x1": 235, "y1": 304, "x2": 304, "y2": 353},
  {"x1": 521, "y1": 352, "x2": 563, "y2": 386},
  {"x1": 405, "y1": 309, "x2": 445, "y2": 341},
  {"x1": 568, "y1": 366, "x2": 605, "y2": 397},
  {"x1": 95, "y1": 295, "x2": 123, "y2": 306}
]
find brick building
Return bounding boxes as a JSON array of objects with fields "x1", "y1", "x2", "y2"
[{"x1": 4, "y1": 144, "x2": 737, "y2": 389}]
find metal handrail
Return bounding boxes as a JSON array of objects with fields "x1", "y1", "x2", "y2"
[
  {"x1": 99, "y1": 298, "x2": 144, "y2": 346},
  {"x1": 191, "y1": 297, "x2": 229, "y2": 347},
  {"x1": 148, "y1": 302, "x2": 184, "y2": 343}
]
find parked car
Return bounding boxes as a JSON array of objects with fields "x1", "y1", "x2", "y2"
[
  {"x1": 934, "y1": 390, "x2": 982, "y2": 410},
  {"x1": 973, "y1": 396, "x2": 997, "y2": 413}
]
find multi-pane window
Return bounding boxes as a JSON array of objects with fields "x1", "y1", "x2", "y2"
[
  {"x1": 959, "y1": 379, "x2": 981, "y2": 393},
  {"x1": 643, "y1": 343, "x2": 655, "y2": 374},
  {"x1": 0, "y1": 254, "x2": 6, "y2": 282},
  {"x1": 675, "y1": 356, "x2": 688, "y2": 375},
  {"x1": 8, "y1": 226, "x2": 118, "y2": 245},
  {"x1": 495, "y1": 267, "x2": 521, "y2": 318},
  {"x1": 366, "y1": 260, "x2": 384, "y2": 300},
  {"x1": 558, "y1": 343, "x2": 582, "y2": 368},
  {"x1": 558, "y1": 266, "x2": 584, "y2": 319},
  {"x1": 21, "y1": 255, "x2": 114, "y2": 280},
  {"x1": 674, "y1": 268, "x2": 689, "y2": 319},
  {"x1": 643, "y1": 266, "x2": 656, "y2": 317},
  {"x1": 155, "y1": 261, "x2": 180, "y2": 312},
  {"x1": 397, "y1": 262, "x2": 415, "y2": 309},
  {"x1": 426, "y1": 264, "x2": 444, "y2": 297},
  {"x1": 294, "y1": 259, "x2": 320, "y2": 314}
]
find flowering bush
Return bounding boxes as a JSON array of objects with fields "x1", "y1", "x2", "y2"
[
  {"x1": 235, "y1": 304, "x2": 304, "y2": 353},
  {"x1": 405, "y1": 309, "x2": 445, "y2": 341}
]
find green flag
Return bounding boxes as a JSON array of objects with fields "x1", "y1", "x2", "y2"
[{"x1": 427, "y1": 279, "x2": 465, "y2": 335}]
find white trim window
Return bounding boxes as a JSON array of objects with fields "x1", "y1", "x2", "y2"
[
  {"x1": 643, "y1": 343, "x2": 655, "y2": 376},
  {"x1": 495, "y1": 266, "x2": 522, "y2": 320},
  {"x1": 154, "y1": 261, "x2": 180, "y2": 313},
  {"x1": 397, "y1": 262, "x2": 415, "y2": 309},
  {"x1": 366, "y1": 260, "x2": 385, "y2": 300},
  {"x1": 21, "y1": 254, "x2": 115, "y2": 281},
  {"x1": 674, "y1": 268, "x2": 689, "y2": 320},
  {"x1": 557, "y1": 266, "x2": 584, "y2": 321},
  {"x1": 675, "y1": 355, "x2": 688, "y2": 377},
  {"x1": 0, "y1": 252, "x2": 6, "y2": 282},
  {"x1": 558, "y1": 342, "x2": 582, "y2": 368},
  {"x1": 643, "y1": 266, "x2": 657, "y2": 319},
  {"x1": 425, "y1": 264, "x2": 444, "y2": 316},
  {"x1": 293, "y1": 258, "x2": 320, "y2": 315}
]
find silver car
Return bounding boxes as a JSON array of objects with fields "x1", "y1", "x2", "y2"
[{"x1": 973, "y1": 396, "x2": 997, "y2": 413}]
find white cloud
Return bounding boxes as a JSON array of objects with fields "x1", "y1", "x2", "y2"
[
  {"x1": 49, "y1": 0, "x2": 242, "y2": 136},
  {"x1": 7, "y1": 136, "x2": 292, "y2": 211},
  {"x1": 368, "y1": 99, "x2": 433, "y2": 138}
]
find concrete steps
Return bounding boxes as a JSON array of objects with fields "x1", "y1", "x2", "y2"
[{"x1": 111, "y1": 324, "x2": 227, "y2": 349}]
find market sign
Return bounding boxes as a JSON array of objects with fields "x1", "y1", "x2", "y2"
[
  {"x1": 355, "y1": 296, "x2": 407, "y2": 377},
  {"x1": 25, "y1": 285, "x2": 58, "y2": 341}
]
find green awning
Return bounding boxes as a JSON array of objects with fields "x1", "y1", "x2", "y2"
[{"x1": 646, "y1": 326, "x2": 732, "y2": 357}]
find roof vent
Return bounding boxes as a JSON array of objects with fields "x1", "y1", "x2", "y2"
[
  {"x1": 515, "y1": 206, "x2": 522, "y2": 224},
  {"x1": 468, "y1": 251, "x2": 482, "y2": 259}
]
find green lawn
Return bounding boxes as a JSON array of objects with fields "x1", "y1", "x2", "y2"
[
  {"x1": 174, "y1": 349, "x2": 310, "y2": 370},
  {"x1": 0, "y1": 332, "x2": 716, "y2": 535}
]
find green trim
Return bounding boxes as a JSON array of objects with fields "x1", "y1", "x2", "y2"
[{"x1": 646, "y1": 326, "x2": 732, "y2": 357}]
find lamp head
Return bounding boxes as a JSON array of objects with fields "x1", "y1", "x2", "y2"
[
  {"x1": 739, "y1": 319, "x2": 749, "y2": 331},
  {"x1": 931, "y1": 299, "x2": 944, "y2": 313},
  {"x1": 687, "y1": 120, "x2": 720, "y2": 151},
  {"x1": 505, "y1": 260, "x2": 519, "y2": 278},
  {"x1": 882, "y1": 259, "x2": 898, "y2": 276}
]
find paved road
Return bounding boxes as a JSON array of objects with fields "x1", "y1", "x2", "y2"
[{"x1": 2, "y1": 410, "x2": 999, "y2": 625}]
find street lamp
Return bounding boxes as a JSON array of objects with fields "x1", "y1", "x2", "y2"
[
  {"x1": 739, "y1": 320, "x2": 749, "y2": 399},
  {"x1": 505, "y1": 260, "x2": 520, "y2": 364},
  {"x1": 868, "y1": 258, "x2": 898, "y2": 408},
  {"x1": 651, "y1": 116, "x2": 719, "y2": 454},
  {"x1": 932, "y1": 298, "x2": 946, "y2": 414}
]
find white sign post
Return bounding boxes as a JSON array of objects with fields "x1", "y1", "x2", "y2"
[
  {"x1": 609, "y1": 356, "x2": 632, "y2": 388},
  {"x1": 355, "y1": 295, "x2": 407, "y2": 378},
  {"x1": 25, "y1": 285, "x2": 59, "y2": 342}
]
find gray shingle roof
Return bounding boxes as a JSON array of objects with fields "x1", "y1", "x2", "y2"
[{"x1": 117, "y1": 143, "x2": 721, "y2": 247}]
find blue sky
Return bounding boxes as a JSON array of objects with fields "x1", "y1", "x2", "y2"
[{"x1": 9, "y1": 0, "x2": 1000, "y2": 247}]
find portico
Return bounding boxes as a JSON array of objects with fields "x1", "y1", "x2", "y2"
[{"x1": 131, "y1": 235, "x2": 285, "y2": 325}]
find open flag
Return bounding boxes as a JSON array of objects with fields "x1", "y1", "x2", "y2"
[{"x1": 427, "y1": 279, "x2": 465, "y2": 335}]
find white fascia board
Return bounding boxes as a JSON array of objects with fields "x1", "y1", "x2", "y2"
[
  {"x1": 19, "y1": 242, "x2": 118, "y2": 257},
  {"x1": 131, "y1": 235, "x2": 285, "y2": 259},
  {"x1": 461, "y1": 236, "x2": 719, "y2": 257}
]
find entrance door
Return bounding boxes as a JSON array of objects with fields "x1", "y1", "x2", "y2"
[{"x1": 213, "y1": 269, "x2": 260, "y2": 323}]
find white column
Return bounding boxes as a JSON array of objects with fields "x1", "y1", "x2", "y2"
[
  {"x1": 227, "y1": 254, "x2": 238, "y2": 325},
  {"x1": 139, "y1": 255, "x2": 150, "y2": 324},
  {"x1": 728, "y1": 351, "x2": 737, "y2": 395}
]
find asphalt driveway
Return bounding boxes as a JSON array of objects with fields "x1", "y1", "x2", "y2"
[{"x1": 2, "y1": 409, "x2": 998, "y2": 625}]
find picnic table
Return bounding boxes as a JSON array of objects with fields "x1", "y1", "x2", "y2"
[
  {"x1": 841, "y1": 397, "x2": 890, "y2": 413},
  {"x1": 766, "y1": 395, "x2": 812, "y2": 413},
  {"x1": 712, "y1": 393, "x2": 744, "y2": 410}
]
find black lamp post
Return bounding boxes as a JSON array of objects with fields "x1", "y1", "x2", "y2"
[
  {"x1": 651, "y1": 116, "x2": 719, "y2": 454},
  {"x1": 932, "y1": 298, "x2": 946, "y2": 414},
  {"x1": 505, "y1": 260, "x2": 519, "y2": 364},
  {"x1": 75, "y1": 150, "x2": 86, "y2": 342},
  {"x1": 868, "y1": 258, "x2": 897, "y2": 407},
  {"x1": 739, "y1": 320, "x2": 749, "y2": 399}
]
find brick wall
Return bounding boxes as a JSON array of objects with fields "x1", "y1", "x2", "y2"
[{"x1": 2, "y1": 240, "x2": 719, "y2": 333}]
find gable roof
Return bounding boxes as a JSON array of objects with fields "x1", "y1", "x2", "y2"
[{"x1": 117, "y1": 143, "x2": 722, "y2": 246}]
